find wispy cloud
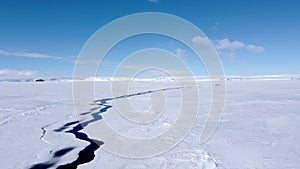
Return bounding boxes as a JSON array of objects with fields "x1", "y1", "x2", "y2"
[
  {"x1": 0, "y1": 49, "x2": 62, "y2": 59},
  {"x1": 212, "y1": 22, "x2": 220, "y2": 30},
  {"x1": 215, "y1": 38, "x2": 265, "y2": 53},
  {"x1": 148, "y1": 0, "x2": 159, "y2": 3},
  {"x1": 192, "y1": 36, "x2": 265, "y2": 60},
  {"x1": 0, "y1": 69, "x2": 40, "y2": 79},
  {"x1": 174, "y1": 48, "x2": 186, "y2": 58}
]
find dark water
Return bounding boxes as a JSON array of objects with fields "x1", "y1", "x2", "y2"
[
  {"x1": 29, "y1": 86, "x2": 181, "y2": 169},
  {"x1": 29, "y1": 147, "x2": 75, "y2": 169}
]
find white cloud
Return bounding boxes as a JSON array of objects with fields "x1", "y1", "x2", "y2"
[
  {"x1": 0, "y1": 69, "x2": 39, "y2": 79},
  {"x1": 192, "y1": 36, "x2": 211, "y2": 47},
  {"x1": 245, "y1": 44, "x2": 265, "y2": 53},
  {"x1": 0, "y1": 49, "x2": 62, "y2": 59},
  {"x1": 216, "y1": 39, "x2": 244, "y2": 50},
  {"x1": 216, "y1": 38, "x2": 265, "y2": 53},
  {"x1": 175, "y1": 48, "x2": 186, "y2": 58}
]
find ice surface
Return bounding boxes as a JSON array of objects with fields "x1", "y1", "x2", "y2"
[{"x1": 0, "y1": 80, "x2": 299, "y2": 169}]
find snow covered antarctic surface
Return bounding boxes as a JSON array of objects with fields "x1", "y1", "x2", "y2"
[{"x1": 0, "y1": 79, "x2": 300, "y2": 169}]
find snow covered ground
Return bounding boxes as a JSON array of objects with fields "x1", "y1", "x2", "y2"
[{"x1": 0, "y1": 79, "x2": 299, "y2": 169}]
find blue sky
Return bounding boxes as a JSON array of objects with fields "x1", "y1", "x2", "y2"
[{"x1": 0, "y1": 0, "x2": 299, "y2": 78}]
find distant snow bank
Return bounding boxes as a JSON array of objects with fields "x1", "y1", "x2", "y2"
[{"x1": 1, "y1": 74, "x2": 300, "y2": 82}]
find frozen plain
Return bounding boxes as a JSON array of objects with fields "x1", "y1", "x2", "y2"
[{"x1": 0, "y1": 79, "x2": 299, "y2": 169}]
